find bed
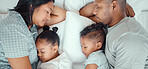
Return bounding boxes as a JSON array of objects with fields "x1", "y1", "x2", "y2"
[{"x1": 0, "y1": 0, "x2": 148, "y2": 69}]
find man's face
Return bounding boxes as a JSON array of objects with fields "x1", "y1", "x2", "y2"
[{"x1": 93, "y1": 0, "x2": 113, "y2": 25}]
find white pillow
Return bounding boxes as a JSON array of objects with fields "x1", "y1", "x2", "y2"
[
  {"x1": 54, "y1": 0, "x2": 65, "y2": 9},
  {"x1": 49, "y1": 11, "x2": 95, "y2": 63},
  {"x1": 0, "y1": 0, "x2": 19, "y2": 13},
  {"x1": 64, "y1": 0, "x2": 94, "y2": 13},
  {"x1": 127, "y1": 0, "x2": 148, "y2": 19}
]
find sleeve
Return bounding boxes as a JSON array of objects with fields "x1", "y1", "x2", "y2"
[
  {"x1": 59, "y1": 57, "x2": 73, "y2": 69},
  {"x1": 85, "y1": 55, "x2": 98, "y2": 66},
  {"x1": 0, "y1": 24, "x2": 29, "y2": 58},
  {"x1": 37, "y1": 61, "x2": 57, "y2": 69},
  {"x1": 114, "y1": 32, "x2": 148, "y2": 69},
  {"x1": 39, "y1": 64, "x2": 56, "y2": 69},
  {"x1": 58, "y1": 52, "x2": 73, "y2": 69}
]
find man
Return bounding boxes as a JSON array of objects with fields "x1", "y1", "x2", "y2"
[{"x1": 93, "y1": 0, "x2": 148, "y2": 69}]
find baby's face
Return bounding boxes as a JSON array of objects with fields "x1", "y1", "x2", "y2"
[
  {"x1": 80, "y1": 37, "x2": 98, "y2": 57},
  {"x1": 36, "y1": 39, "x2": 54, "y2": 63}
]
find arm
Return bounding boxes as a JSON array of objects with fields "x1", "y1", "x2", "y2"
[
  {"x1": 79, "y1": 2, "x2": 97, "y2": 22},
  {"x1": 45, "y1": 6, "x2": 66, "y2": 26},
  {"x1": 79, "y1": 2, "x2": 94, "y2": 17},
  {"x1": 85, "y1": 64, "x2": 98, "y2": 69},
  {"x1": 7, "y1": 56, "x2": 32, "y2": 69},
  {"x1": 0, "y1": 23, "x2": 35, "y2": 69},
  {"x1": 114, "y1": 33, "x2": 147, "y2": 69}
]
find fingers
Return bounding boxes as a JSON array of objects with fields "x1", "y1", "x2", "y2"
[{"x1": 126, "y1": 3, "x2": 135, "y2": 17}]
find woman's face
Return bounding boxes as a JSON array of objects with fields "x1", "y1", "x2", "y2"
[{"x1": 32, "y1": 1, "x2": 54, "y2": 27}]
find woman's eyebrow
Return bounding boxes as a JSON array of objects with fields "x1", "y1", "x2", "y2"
[{"x1": 48, "y1": 6, "x2": 53, "y2": 11}]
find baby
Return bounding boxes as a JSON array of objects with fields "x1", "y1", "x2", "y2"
[
  {"x1": 36, "y1": 26, "x2": 72, "y2": 69},
  {"x1": 80, "y1": 23, "x2": 109, "y2": 69}
]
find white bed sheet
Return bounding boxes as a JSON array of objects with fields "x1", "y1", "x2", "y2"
[{"x1": 1, "y1": 0, "x2": 148, "y2": 69}]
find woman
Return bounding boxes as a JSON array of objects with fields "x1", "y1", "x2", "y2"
[{"x1": 0, "y1": 0, "x2": 66, "y2": 69}]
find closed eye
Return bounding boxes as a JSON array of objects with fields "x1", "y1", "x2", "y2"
[
  {"x1": 41, "y1": 50, "x2": 45, "y2": 53},
  {"x1": 47, "y1": 11, "x2": 49, "y2": 14},
  {"x1": 84, "y1": 46, "x2": 87, "y2": 48},
  {"x1": 95, "y1": 6, "x2": 100, "y2": 10}
]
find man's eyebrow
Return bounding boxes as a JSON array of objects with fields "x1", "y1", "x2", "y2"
[{"x1": 94, "y1": 4, "x2": 98, "y2": 6}]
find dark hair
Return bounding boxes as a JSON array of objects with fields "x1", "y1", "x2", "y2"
[
  {"x1": 80, "y1": 23, "x2": 108, "y2": 51},
  {"x1": 36, "y1": 26, "x2": 60, "y2": 46},
  {"x1": 10, "y1": 0, "x2": 55, "y2": 27}
]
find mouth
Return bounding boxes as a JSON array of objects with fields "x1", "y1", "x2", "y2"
[
  {"x1": 95, "y1": 16, "x2": 101, "y2": 23},
  {"x1": 43, "y1": 20, "x2": 47, "y2": 24},
  {"x1": 39, "y1": 57, "x2": 43, "y2": 60},
  {"x1": 40, "y1": 58, "x2": 45, "y2": 62},
  {"x1": 83, "y1": 52, "x2": 87, "y2": 56}
]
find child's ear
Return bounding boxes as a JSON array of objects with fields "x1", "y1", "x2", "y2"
[
  {"x1": 53, "y1": 43, "x2": 59, "y2": 53},
  {"x1": 96, "y1": 41, "x2": 102, "y2": 50}
]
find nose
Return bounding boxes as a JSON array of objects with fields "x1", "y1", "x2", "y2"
[
  {"x1": 46, "y1": 14, "x2": 51, "y2": 20},
  {"x1": 93, "y1": 8, "x2": 97, "y2": 15},
  {"x1": 82, "y1": 47, "x2": 85, "y2": 53},
  {"x1": 38, "y1": 53, "x2": 41, "y2": 57}
]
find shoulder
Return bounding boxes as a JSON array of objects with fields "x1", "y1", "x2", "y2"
[
  {"x1": 0, "y1": 11, "x2": 26, "y2": 28},
  {"x1": 116, "y1": 32, "x2": 148, "y2": 53},
  {"x1": 38, "y1": 61, "x2": 57, "y2": 69},
  {"x1": 118, "y1": 32, "x2": 148, "y2": 45},
  {"x1": 59, "y1": 52, "x2": 72, "y2": 62},
  {"x1": 58, "y1": 52, "x2": 72, "y2": 69},
  {"x1": 88, "y1": 50, "x2": 106, "y2": 60},
  {"x1": 0, "y1": 11, "x2": 29, "y2": 34},
  {"x1": 85, "y1": 51, "x2": 108, "y2": 66}
]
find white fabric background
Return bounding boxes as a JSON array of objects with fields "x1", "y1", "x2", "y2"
[{"x1": 0, "y1": 0, "x2": 148, "y2": 69}]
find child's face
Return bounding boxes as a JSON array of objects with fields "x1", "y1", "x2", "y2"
[
  {"x1": 80, "y1": 37, "x2": 99, "y2": 57},
  {"x1": 36, "y1": 39, "x2": 55, "y2": 63}
]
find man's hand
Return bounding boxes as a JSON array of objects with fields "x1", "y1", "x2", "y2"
[
  {"x1": 126, "y1": 3, "x2": 135, "y2": 17},
  {"x1": 45, "y1": 6, "x2": 66, "y2": 26}
]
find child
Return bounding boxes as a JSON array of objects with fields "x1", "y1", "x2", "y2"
[
  {"x1": 36, "y1": 26, "x2": 72, "y2": 69},
  {"x1": 80, "y1": 23, "x2": 109, "y2": 69}
]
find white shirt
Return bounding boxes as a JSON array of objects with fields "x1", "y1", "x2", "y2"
[
  {"x1": 105, "y1": 17, "x2": 148, "y2": 69},
  {"x1": 37, "y1": 52, "x2": 72, "y2": 69},
  {"x1": 85, "y1": 50, "x2": 109, "y2": 69}
]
